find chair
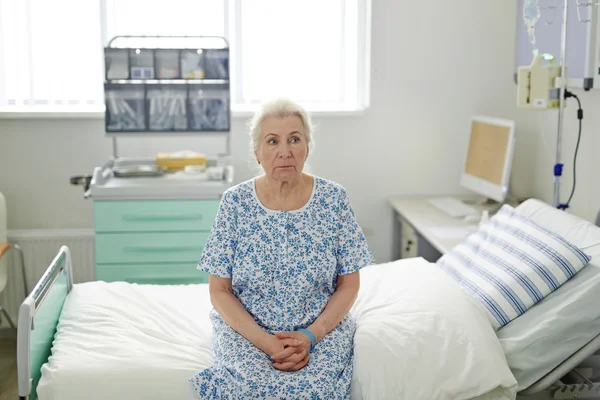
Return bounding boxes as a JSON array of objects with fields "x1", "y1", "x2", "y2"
[{"x1": 0, "y1": 191, "x2": 27, "y2": 329}]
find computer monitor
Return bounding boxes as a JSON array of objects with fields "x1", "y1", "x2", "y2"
[{"x1": 460, "y1": 115, "x2": 516, "y2": 203}]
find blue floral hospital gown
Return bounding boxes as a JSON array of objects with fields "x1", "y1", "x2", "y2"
[{"x1": 190, "y1": 176, "x2": 374, "y2": 399}]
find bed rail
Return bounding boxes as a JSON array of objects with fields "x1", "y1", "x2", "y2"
[{"x1": 16, "y1": 245, "x2": 73, "y2": 400}]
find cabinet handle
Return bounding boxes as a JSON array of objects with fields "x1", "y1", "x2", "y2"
[
  {"x1": 122, "y1": 214, "x2": 203, "y2": 222},
  {"x1": 123, "y1": 246, "x2": 199, "y2": 253}
]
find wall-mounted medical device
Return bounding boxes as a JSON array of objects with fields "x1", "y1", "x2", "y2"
[
  {"x1": 515, "y1": 0, "x2": 600, "y2": 91},
  {"x1": 517, "y1": 54, "x2": 563, "y2": 109}
]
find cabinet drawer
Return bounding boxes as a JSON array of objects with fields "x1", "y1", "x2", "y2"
[
  {"x1": 94, "y1": 199, "x2": 220, "y2": 233},
  {"x1": 400, "y1": 218, "x2": 419, "y2": 259},
  {"x1": 97, "y1": 263, "x2": 208, "y2": 285},
  {"x1": 95, "y1": 232, "x2": 209, "y2": 264}
]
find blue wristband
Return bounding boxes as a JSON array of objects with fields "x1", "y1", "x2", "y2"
[{"x1": 297, "y1": 328, "x2": 316, "y2": 351}]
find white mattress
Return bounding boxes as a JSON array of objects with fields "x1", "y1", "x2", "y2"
[
  {"x1": 38, "y1": 258, "x2": 517, "y2": 400},
  {"x1": 498, "y1": 199, "x2": 600, "y2": 391}
]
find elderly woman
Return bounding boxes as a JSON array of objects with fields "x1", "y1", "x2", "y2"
[{"x1": 189, "y1": 98, "x2": 374, "y2": 399}]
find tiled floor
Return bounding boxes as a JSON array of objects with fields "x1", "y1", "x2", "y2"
[{"x1": 0, "y1": 337, "x2": 17, "y2": 400}]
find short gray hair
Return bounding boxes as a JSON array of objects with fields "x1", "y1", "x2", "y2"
[{"x1": 247, "y1": 97, "x2": 314, "y2": 153}]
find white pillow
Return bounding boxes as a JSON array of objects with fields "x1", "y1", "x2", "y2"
[
  {"x1": 436, "y1": 204, "x2": 591, "y2": 330},
  {"x1": 350, "y1": 258, "x2": 518, "y2": 400},
  {"x1": 515, "y1": 198, "x2": 600, "y2": 249}
]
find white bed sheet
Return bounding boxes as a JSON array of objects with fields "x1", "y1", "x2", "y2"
[
  {"x1": 498, "y1": 199, "x2": 600, "y2": 391},
  {"x1": 38, "y1": 281, "x2": 212, "y2": 400},
  {"x1": 38, "y1": 257, "x2": 517, "y2": 400}
]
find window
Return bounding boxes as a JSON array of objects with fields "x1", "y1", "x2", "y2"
[
  {"x1": 0, "y1": 0, "x2": 370, "y2": 115},
  {"x1": 231, "y1": 0, "x2": 370, "y2": 112},
  {"x1": 0, "y1": 0, "x2": 103, "y2": 111},
  {"x1": 103, "y1": 0, "x2": 226, "y2": 45}
]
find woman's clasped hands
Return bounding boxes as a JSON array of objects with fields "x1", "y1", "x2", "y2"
[{"x1": 263, "y1": 331, "x2": 313, "y2": 371}]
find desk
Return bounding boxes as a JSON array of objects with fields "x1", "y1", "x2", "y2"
[{"x1": 389, "y1": 196, "x2": 500, "y2": 262}]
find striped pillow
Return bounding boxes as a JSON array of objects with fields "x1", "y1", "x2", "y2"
[{"x1": 436, "y1": 204, "x2": 591, "y2": 330}]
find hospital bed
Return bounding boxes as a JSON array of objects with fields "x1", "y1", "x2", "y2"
[{"x1": 15, "y1": 198, "x2": 600, "y2": 400}]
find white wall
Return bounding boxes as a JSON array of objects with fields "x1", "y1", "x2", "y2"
[{"x1": 0, "y1": 1, "x2": 538, "y2": 263}]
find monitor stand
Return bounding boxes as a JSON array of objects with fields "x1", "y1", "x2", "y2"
[{"x1": 463, "y1": 196, "x2": 505, "y2": 215}]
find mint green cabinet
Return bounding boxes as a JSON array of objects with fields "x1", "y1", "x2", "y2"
[{"x1": 93, "y1": 199, "x2": 218, "y2": 284}]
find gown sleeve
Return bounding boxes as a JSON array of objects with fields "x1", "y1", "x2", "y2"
[
  {"x1": 335, "y1": 187, "x2": 375, "y2": 275},
  {"x1": 197, "y1": 190, "x2": 238, "y2": 278}
]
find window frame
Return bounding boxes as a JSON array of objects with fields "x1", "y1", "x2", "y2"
[{"x1": 0, "y1": 0, "x2": 371, "y2": 119}]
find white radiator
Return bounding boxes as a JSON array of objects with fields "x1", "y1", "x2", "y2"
[{"x1": 4, "y1": 229, "x2": 95, "y2": 325}]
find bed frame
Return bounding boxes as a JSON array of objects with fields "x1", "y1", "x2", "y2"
[
  {"x1": 14, "y1": 246, "x2": 600, "y2": 400},
  {"x1": 516, "y1": 334, "x2": 600, "y2": 400}
]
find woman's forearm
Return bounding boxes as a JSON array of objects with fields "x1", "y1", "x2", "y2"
[
  {"x1": 210, "y1": 289, "x2": 270, "y2": 351},
  {"x1": 307, "y1": 285, "x2": 358, "y2": 343}
]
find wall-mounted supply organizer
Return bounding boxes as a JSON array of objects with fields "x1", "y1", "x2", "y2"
[{"x1": 103, "y1": 36, "x2": 231, "y2": 134}]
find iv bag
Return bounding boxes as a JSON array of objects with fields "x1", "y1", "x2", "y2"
[{"x1": 523, "y1": 0, "x2": 540, "y2": 57}]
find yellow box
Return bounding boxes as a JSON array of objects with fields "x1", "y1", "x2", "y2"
[{"x1": 156, "y1": 153, "x2": 207, "y2": 171}]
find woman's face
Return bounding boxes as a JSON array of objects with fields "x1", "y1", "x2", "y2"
[{"x1": 255, "y1": 115, "x2": 309, "y2": 182}]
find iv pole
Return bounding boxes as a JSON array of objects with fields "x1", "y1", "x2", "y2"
[
  {"x1": 553, "y1": 0, "x2": 569, "y2": 209},
  {"x1": 553, "y1": 0, "x2": 598, "y2": 209}
]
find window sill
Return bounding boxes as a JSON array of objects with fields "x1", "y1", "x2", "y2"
[
  {"x1": 0, "y1": 105, "x2": 368, "y2": 120},
  {"x1": 0, "y1": 106, "x2": 106, "y2": 119}
]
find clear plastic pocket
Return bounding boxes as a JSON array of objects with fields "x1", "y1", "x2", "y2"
[
  {"x1": 155, "y1": 49, "x2": 180, "y2": 79},
  {"x1": 105, "y1": 84, "x2": 146, "y2": 131},
  {"x1": 187, "y1": 84, "x2": 230, "y2": 131},
  {"x1": 204, "y1": 49, "x2": 229, "y2": 80},
  {"x1": 181, "y1": 49, "x2": 205, "y2": 79},
  {"x1": 105, "y1": 48, "x2": 129, "y2": 79},
  {"x1": 129, "y1": 49, "x2": 154, "y2": 79},
  {"x1": 147, "y1": 84, "x2": 187, "y2": 131}
]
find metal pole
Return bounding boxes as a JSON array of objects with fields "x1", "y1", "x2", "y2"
[
  {"x1": 227, "y1": 129, "x2": 231, "y2": 157},
  {"x1": 112, "y1": 136, "x2": 118, "y2": 159},
  {"x1": 12, "y1": 244, "x2": 28, "y2": 297},
  {"x1": 554, "y1": 0, "x2": 569, "y2": 208}
]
